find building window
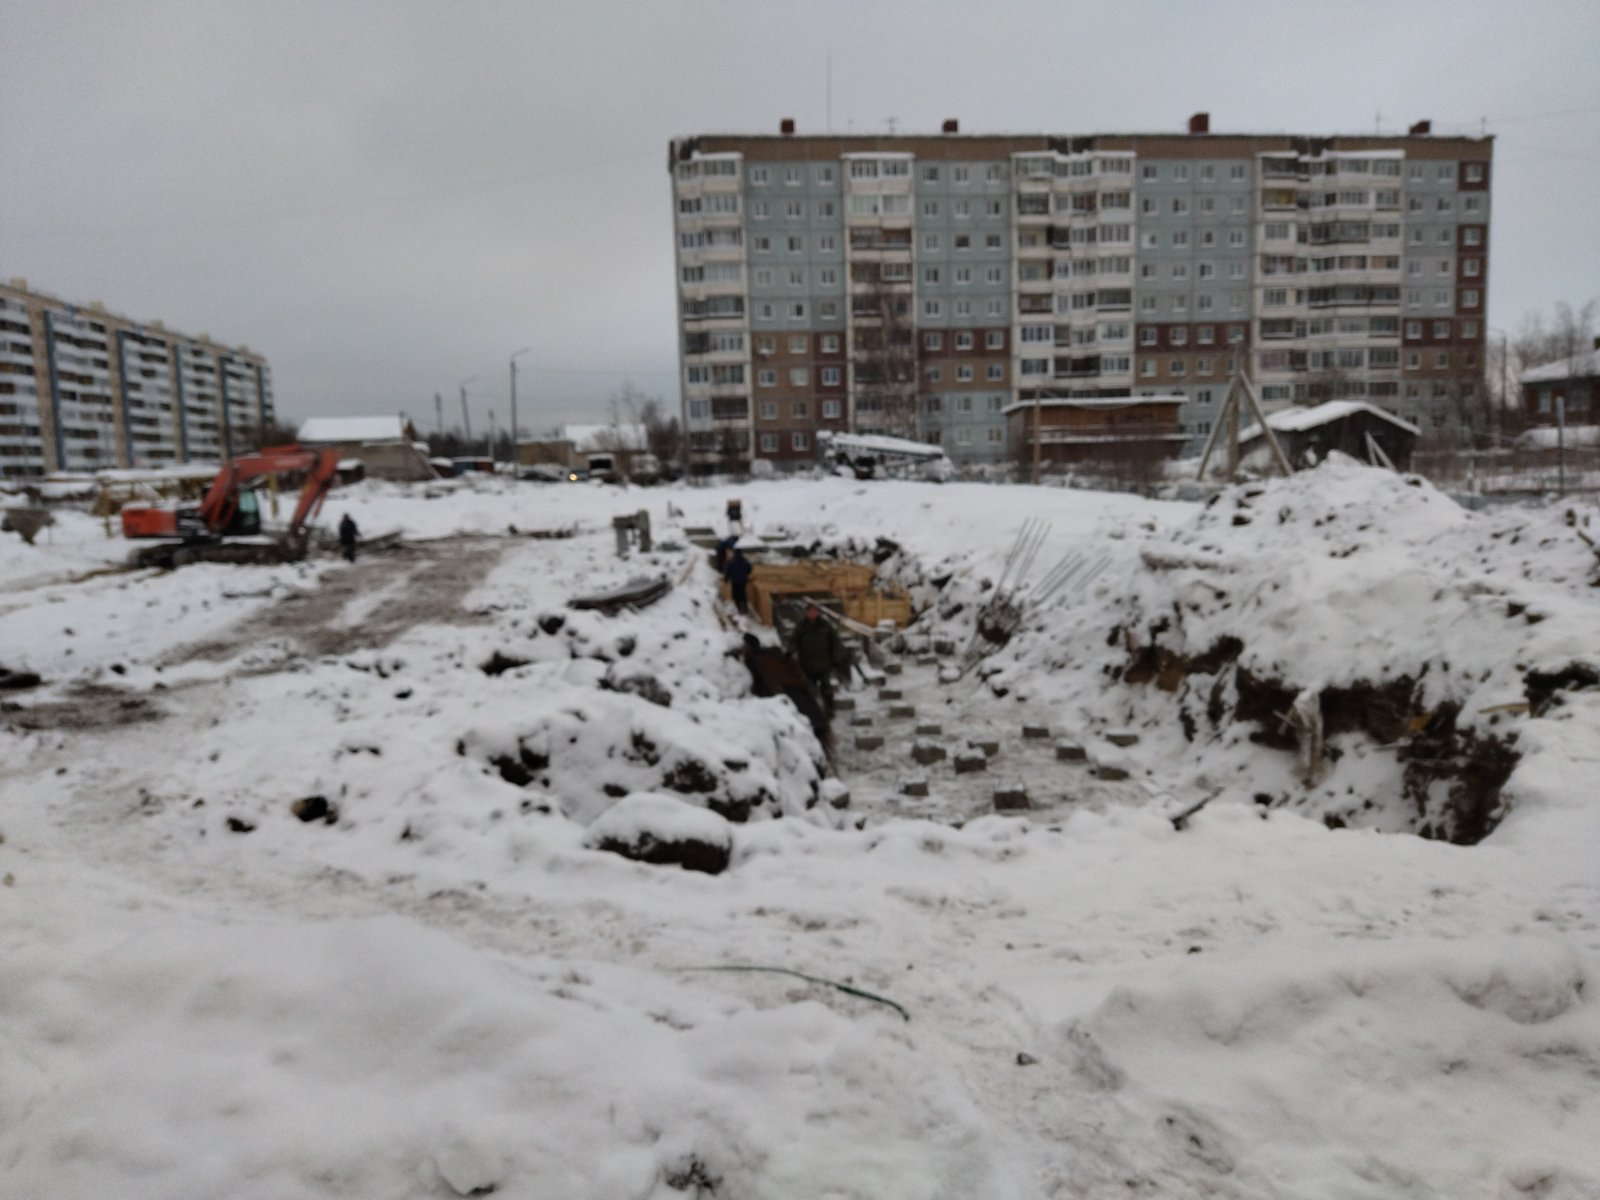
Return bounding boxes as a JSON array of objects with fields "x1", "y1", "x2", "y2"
[
  {"x1": 791, "y1": 432, "x2": 809, "y2": 451},
  {"x1": 759, "y1": 401, "x2": 778, "y2": 419},
  {"x1": 818, "y1": 235, "x2": 837, "y2": 252},
  {"x1": 759, "y1": 433, "x2": 779, "y2": 452},
  {"x1": 986, "y1": 330, "x2": 1004, "y2": 349},
  {"x1": 924, "y1": 332, "x2": 943, "y2": 351},
  {"x1": 955, "y1": 332, "x2": 973, "y2": 350},
  {"x1": 1433, "y1": 320, "x2": 1450, "y2": 338},
  {"x1": 750, "y1": 167, "x2": 769, "y2": 185},
  {"x1": 790, "y1": 400, "x2": 808, "y2": 418},
  {"x1": 758, "y1": 369, "x2": 776, "y2": 387},
  {"x1": 790, "y1": 368, "x2": 809, "y2": 386},
  {"x1": 1461, "y1": 288, "x2": 1480, "y2": 308},
  {"x1": 821, "y1": 366, "x2": 841, "y2": 385},
  {"x1": 926, "y1": 366, "x2": 942, "y2": 383},
  {"x1": 987, "y1": 363, "x2": 1004, "y2": 380}
]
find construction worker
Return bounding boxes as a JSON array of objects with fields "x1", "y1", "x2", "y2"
[
  {"x1": 725, "y1": 547, "x2": 753, "y2": 615},
  {"x1": 338, "y1": 513, "x2": 360, "y2": 562},
  {"x1": 792, "y1": 602, "x2": 847, "y2": 714}
]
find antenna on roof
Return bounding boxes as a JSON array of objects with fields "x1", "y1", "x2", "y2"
[
  {"x1": 885, "y1": 116, "x2": 898, "y2": 135},
  {"x1": 826, "y1": 50, "x2": 832, "y2": 133}
]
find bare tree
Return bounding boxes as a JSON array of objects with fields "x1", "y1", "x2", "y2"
[
  {"x1": 639, "y1": 398, "x2": 682, "y2": 468},
  {"x1": 1515, "y1": 299, "x2": 1598, "y2": 372},
  {"x1": 849, "y1": 265, "x2": 918, "y2": 439}
]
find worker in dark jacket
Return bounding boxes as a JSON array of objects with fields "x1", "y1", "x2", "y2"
[
  {"x1": 338, "y1": 513, "x2": 360, "y2": 562},
  {"x1": 792, "y1": 602, "x2": 847, "y2": 714},
  {"x1": 742, "y1": 633, "x2": 831, "y2": 754},
  {"x1": 725, "y1": 548, "x2": 753, "y2": 615}
]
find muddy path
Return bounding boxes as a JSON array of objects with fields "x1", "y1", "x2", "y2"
[{"x1": 165, "y1": 538, "x2": 507, "y2": 665}]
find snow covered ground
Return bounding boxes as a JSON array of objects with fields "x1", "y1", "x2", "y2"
[{"x1": 2, "y1": 464, "x2": 1598, "y2": 1199}]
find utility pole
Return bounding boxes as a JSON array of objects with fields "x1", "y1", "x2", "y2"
[
  {"x1": 510, "y1": 347, "x2": 531, "y2": 472},
  {"x1": 434, "y1": 392, "x2": 443, "y2": 434},
  {"x1": 1031, "y1": 398, "x2": 1042, "y2": 485},
  {"x1": 1557, "y1": 395, "x2": 1566, "y2": 496},
  {"x1": 459, "y1": 376, "x2": 476, "y2": 444}
]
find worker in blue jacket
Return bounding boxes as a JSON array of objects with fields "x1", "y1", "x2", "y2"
[{"x1": 725, "y1": 547, "x2": 753, "y2": 615}]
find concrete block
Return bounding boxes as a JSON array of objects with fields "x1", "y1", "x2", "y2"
[
  {"x1": 993, "y1": 784, "x2": 1030, "y2": 811},
  {"x1": 1022, "y1": 725, "x2": 1051, "y2": 740},
  {"x1": 1055, "y1": 741, "x2": 1087, "y2": 762},
  {"x1": 883, "y1": 661, "x2": 903, "y2": 676},
  {"x1": 1093, "y1": 764, "x2": 1131, "y2": 781},
  {"x1": 856, "y1": 735, "x2": 885, "y2": 752},
  {"x1": 1106, "y1": 729, "x2": 1141, "y2": 747},
  {"x1": 933, "y1": 638, "x2": 957, "y2": 656},
  {"x1": 850, "y1": 715, "x2": 874, "y2": 728},
  {"x1": 914, "y1": 722, "x2": 943, "y2": 736},
  {"x1": 911, "y1": 741, "x2": 946, "y2": 766},
  {"x1": 819, "y1": 780, "x2": 850, "y2": 810},
  {"x1": 888, "y1": 703, "x2": 916, "y2": 719},
  {"x1": 900, "y1": 779, "x2": 929, "y2": 798},
  {"x1": 953, "y1": 752, "x2": 988, "y2": 775},
  {"x1": 971, "y1": 738, "x2": 1000, "y2": 758},
  {"x1": 833, "y1": 696, "x2": 857, "y2": 712},
  {"x1": 878, "y1": 688, "x2": 903, "y2": 702}
]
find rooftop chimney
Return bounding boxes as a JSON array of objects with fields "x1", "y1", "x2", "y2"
[
  {"x1": 779, "y1": 118, "x2": 795, "y2": 136},
  {"x1": 1409, "y1": 119, "x2": 1432, "y2": 135},
  {"x1": 1188, "y1": 112, "x2": 1210, "y2": 134},
  {"x1": 942, "y1": 119, "x2": 959, "y2": 134}
]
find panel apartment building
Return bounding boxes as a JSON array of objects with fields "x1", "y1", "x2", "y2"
[
  {"x1": 669, "y1": 116, "x2": 1493, "y2": 472},
  {"x1": 0, "y1": 279, "x2": 274, "y2": 479}
]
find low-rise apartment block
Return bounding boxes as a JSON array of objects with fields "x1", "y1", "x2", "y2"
[
  {"x1": 669, "y1": 116, "x2": 1492, "y2": 472},
  {"x1": 0, "y1": 279, "x2": 274, "y2": 479}
]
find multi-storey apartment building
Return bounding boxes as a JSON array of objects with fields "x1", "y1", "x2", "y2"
[
  {"x1": 0, "y1": 279, "x2": 274, "y2": 479},
  {"x1": 669, "y1": 116, "x2": 1492, "y2": 472}
]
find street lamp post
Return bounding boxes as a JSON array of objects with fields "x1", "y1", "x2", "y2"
[
  {"x1": 459, "y1": 375, "x2": 477, "y2": 446},
  {"x1": 510, "y1": 347, "x2": 531, "y2": 472}
]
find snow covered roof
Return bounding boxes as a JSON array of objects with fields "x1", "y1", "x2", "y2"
[
  {"x1": 562, "y1": 424, "x2": 649, "y2": 454},
  {"x1": 1514, "y1": 423, "x2": 1600, "y2": 449},
  {"x1": 1001, "y1": 394, "x2": 1187, "y2": 416},
  {"x1": 298, "y1": 416, "x2": 413, "y2": 445},
  {"x1": 817, "y1": 430, "x2": 948, "y2": 460},
  {"x1": 1239, "y1": 401, "x2": 1419, "y2": 442},
  {"x1": 1520, "y1": 348, "x2": 1600, "y2": 385}
]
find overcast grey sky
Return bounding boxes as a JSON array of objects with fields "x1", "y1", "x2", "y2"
[{"x1": 3, "y1": 0, "x2": 1597, "y2": 434}]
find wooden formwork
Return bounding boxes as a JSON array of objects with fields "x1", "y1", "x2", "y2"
[{"x1": 722, "y1": 560, "x2": 912, "y2": 628}]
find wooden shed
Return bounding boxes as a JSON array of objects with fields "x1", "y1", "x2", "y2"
[{"x1": 1239, "y1": 401, "x2": 1419, "y2": 471}]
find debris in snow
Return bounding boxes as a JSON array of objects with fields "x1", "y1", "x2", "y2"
[
  {"x1": 585, "y1": 793, "x2": 733, "y2": 875},
  {"x1": 291, "y1": 795, "x2": 337, "y2": 824}
]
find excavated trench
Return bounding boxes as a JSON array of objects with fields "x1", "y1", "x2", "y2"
[{"x1": 1110, "y1": 623, "x2": 1525, "y2": 845}]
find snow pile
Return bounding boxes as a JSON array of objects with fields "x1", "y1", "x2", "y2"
[
  {"x1": 1063, "y1": 933, "x2": 1600, "y2": 1198},
  {"x1": 889, "y1": 455, "x2": 1600, "y2": 841},
  {"x1": 0, "y1": 907, "x2": 1010, "y2": 1200}
]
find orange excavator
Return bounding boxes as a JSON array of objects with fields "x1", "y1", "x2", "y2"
[{"x1": 121, "y1": 444, "x2": 342, "y2": 568}]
